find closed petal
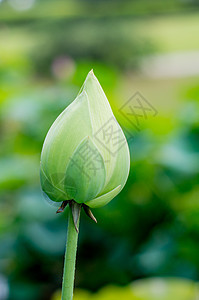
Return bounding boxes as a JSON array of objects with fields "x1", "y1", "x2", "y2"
[
  {"x1": 40, "y1": 70, "x2": 130, "y2": 207},
  {"x1": 86, "y1": 185, "x2": 121, "y2": 208},
  {"x1": 64, "y1": 136, "x2": 106, "y2": 203},
  {"x1": 101, "y1": 131, "x2": 130, "y2": 195},
  {"x1": 40, "y1": 91, "x2": 92, "y2": 192},
  {"x1": 40, "y1": 167, "x2": 71, "y2": 202},
  {"x1": 82, "y1": 71, "x2": 130, "y2": 197}
]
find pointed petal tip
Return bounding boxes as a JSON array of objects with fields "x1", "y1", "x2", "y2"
[
  {"x1": 89, "y1": 69, "x2": 94, "y2": 75},
  {"x1": 87, "y1": 69, "x2": 97, "y2": 81}
]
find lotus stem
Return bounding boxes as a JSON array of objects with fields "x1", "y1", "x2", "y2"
[{"x1": 61, "y1": 205, "x2": 80, "y2": 300}]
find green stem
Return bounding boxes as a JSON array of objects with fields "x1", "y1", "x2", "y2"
[{"x1": 61, "y1": 206, "x2": 80, "y2": 300}]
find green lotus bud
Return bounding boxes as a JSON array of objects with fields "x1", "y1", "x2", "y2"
[{"x1": 40, "y1": 70, "x2": 130, "y2": 209}]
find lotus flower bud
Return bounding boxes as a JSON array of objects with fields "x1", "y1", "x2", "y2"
[{"x1": 40, "y1": 70, "x2": 130, "y2": 208}]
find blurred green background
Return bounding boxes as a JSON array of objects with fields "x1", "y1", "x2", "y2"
[{"x1": 0, "y1": 0, "x2": 199, "y2": 299}]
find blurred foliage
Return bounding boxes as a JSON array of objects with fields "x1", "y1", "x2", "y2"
[
  {"x1": 0, "y1": 0, "x2": 199, "y2": 300},
  {"x1": 1, "y1": 0, "x2": 199, "y2": 20},
  {"x1": 52, "y1": 278, "x2": 199, "y2": 300}
]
